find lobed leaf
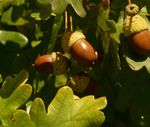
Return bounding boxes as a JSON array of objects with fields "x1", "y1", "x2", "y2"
[
  {"x1": 126, "y1": 56, "x2": 150, "y2": 73},
  {"x1": 8, "y1": 110, "x2": 35, "y2": 127},
  {"x1": 30, "y1": 98, "x2": 47, "y2": 126},
  {"x1": 29, "y1": 86, "x2": 107, "y2": 127},
  {"x1": 97, "y1": 8, "x2": 117, "y2": 33},
  {"x1": 1, "y1": 7, "x2": 28, "y2": 26},
  {"x1": 66, "y1": 0, "x2": 86, "y2": 17},
  {"x1": 0, "y1": 84, "x2": 32, "y2": 126},
  {"x1": 37, "y1": 0, "x2": 86, "y2": 17},
  {"x1": 0, "y1": 70, "x2": 32, "y2": 126},
  {"x1": 0, "y1": 70, "x2": 29, "y2": 98}
]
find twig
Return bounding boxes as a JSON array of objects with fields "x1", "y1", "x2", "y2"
[
  {"x1": 128, "y1": 0, "x2": 132, "y2": 5},
  {"x1": 70, "y1": 16, "x2": 73, "y2": 31},
  {"x1": 65, "y1": 11, "x2": 68, "y2": 30}
]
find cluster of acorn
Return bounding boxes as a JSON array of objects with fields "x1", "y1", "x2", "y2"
[
  {"x1": 35, "y1": 31, "x2": 98, "y2": 74},
  {"x1": 34, "y1": 3, "x2": 150, "y2": 93},
  {"x1": 123, "y1": 3, "x2": 150, "y2": 55},
  {"x1": 34, "y1": 31, "x2": 98, "y2": 93}
]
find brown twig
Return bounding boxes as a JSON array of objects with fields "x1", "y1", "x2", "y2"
[
  {"x1": 128, "y1": 0, "x2": 132, "y2": 5},
  {"x1": 70, "y1": 15, "x2": 73, "y2": 31},
  {"x1": 65, "y1": 10, "x2": 73, "y2": 31},
  {"x1": 65, "y1": 11, "x2": 68, "y2": 30}
]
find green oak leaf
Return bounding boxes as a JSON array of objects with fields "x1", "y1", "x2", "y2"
[
  {"x1": 37, "y1": 0, "x2": 86, "y2": 17},
  {"x1": 0, "y1": 30, "x2": 28, "y2": 48},
  {"x1": 1, "y1": 7, "x2": 28, "y2": 26},
  {"x1": 0, "y1": 0, "x2": 25, "y2": 6},
  {"x1": 0, "y1": 70, "x2": 32, "y2": 126},
  {"x1": 97, "y1": 7, "x2": 117, "y2": 57},
  {"x1": 97, "y1": 8, "x2": 117, "y2": 33},
  {"x1": 66, "y1": 0, "x2": 86, "y2": 17},
  {"x1": 111, "y1": 11, "x2": 124, "y2": 44},
  {"x1": 126, "y1": 56, "x2": 150, "y2": 73},
  {"x1": 55, "y1": 74, "x2": 68, "y2": 88},
  {"x1": 11, "y1": 0, "x2": 25, "y2": 6},
  {"x1": 0, "y1": 0, "x2": 25, "y2": 14},
  {"x1": 0, "y1": 85, "x2": 32, "y2": 126},
  {"x1": 0, "y1": 84, "x2": 32, "y2": 117},
  {"x1": 29, "y1": 86, "x2": 107, "y2": 127},
  {"x1": 47, "y1": 15, "x2": 63, "y2": 52},
  {"x1": 111, "y1": 0, "x2": 145, "y2": 14},
  {"x1": 0, "y1": 70, "x2": 29, "y2": 98},
  {"x1": 31, "y1": 4, "x2": 52, "y2": 20},
  {"x1": 8, "y1": 110, "x2": 35, "y2": 127}
]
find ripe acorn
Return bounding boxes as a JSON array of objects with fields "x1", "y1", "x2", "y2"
[
  {"x1": 68, "y1": 72, "x2": 97, "y2": 94},
  {"x1": 123, "y1": 4, "x2": 150, "y2": 55},
  {"x1": 34, "y1": 52, "x2": 70, "y2": 75},
  {"x1": 61, "y1": 31, "x2": 98, "y2": 67}
]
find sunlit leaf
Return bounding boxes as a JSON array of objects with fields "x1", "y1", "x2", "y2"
[
  {"x1": 0, "y1": 70, "x2": 29, "y2": 97},
  {"x1": 0, "y1": 0, "x2": 25, "y2": 6},
  {"x1": 29, "y1": 86, "x2": 107, "y2": 127},
  {"x1": 31, "y1": 4, "x2": 52, "y2": 20},
  {"x1": 0, "y1": 71, "x2": 32, "y2": 126},
  {"x1": 0, "y1": 30, "x2": 28, "y2": 48},
  {"x1": 9, "y1": 110, "x2": 35, "y2": 127},
  {"x1": 37, "y1": 0, "x2": 86, "y2": 17},
  {"x1": 1, "y1": 7, "x2": 28, "y2": 26},
  {"x1": 126, "y1": 56, "x2": 150, "y2": 74},
  {"x1": 66, "y1": 0, "x2": 86, "y2": 17},
  {"x1": 31, "y1": 13, "x2": 42, "y2": 20},
  {"x1": 55, "y1": 74, "x2": 68, "y2": 88}
]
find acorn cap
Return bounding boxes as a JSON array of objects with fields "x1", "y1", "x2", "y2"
[
  {"x1": 69, "y1": 73, "x2": 90, "y2": 93},
  {"x1": 123, "y1": 4, "x2": 148, "y2": 37},
  {"x1": 125, "y1": 4, "x2": 139, "y2": 16},
  {"x1": 61, "y1": 31, "x2": 86, "y2": 52},
  {"x1": 52, "y1": 52, "x2": 70, "y2": 75}
]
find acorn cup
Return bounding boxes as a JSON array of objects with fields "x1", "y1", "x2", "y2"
[
  {"x1": 34, "y1": 52, "x2": 70, "y2": 75},
  {"x1": 68, "y1": 72, "x2": 97, "y2": 94},
  {"x1": 123, "y1": 4, "x2": 150, "y2": 55},
  {"x1": 61, "y1": 31, "x2": 98, "y2": 67}
]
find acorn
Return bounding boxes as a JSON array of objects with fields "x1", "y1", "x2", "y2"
[
  {"x1": 34, "y1": 52, "x2": 70, "y2": 75},
  {"x1": 123, "y1": 4, "x2": 150, "y2": 55},
  {"x1": 61, "y1": 31, "x2": 98, "y2": 67},
  {"x1": 68, "y1": 72, "x2": 97, "y2": 94}
]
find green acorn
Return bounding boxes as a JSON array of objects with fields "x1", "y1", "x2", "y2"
[
  {"x1": 61, "y1": 31, "x2": 98, "y2": 67},
  {"x1": 34, "y1": 52, "x2": 70, "y2": 75}
]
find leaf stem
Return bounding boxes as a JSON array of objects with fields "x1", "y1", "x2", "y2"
[
  {"x1": 65, "y1": 10, "x2": 73, "y2": 31},
  {"x1": 65, "y1": 11, "x2": 68, "y2": 30},
  {"x1": 128, "y1": 0, "x2": 132, "y2": 5},
  {"x1": 70, "y1": 15, "x2": 73, "y2": 31}
]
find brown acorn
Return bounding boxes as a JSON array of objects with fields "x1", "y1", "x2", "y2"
[
  {"x1": 129, "y1": 30, "x2": 150, "y2": 55},
  {"x1": 123, "y1": 4, "x2": 150, "y2": 55},
  {"x1": 34, "y1": 52, "x2": 70, "y2": 75},
  {"x1": 68, "y1": 72, "x2": 97, "y2": 94},
  {"x1": 62, "y1": 31, "x2": 98, "y2": 67}
]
